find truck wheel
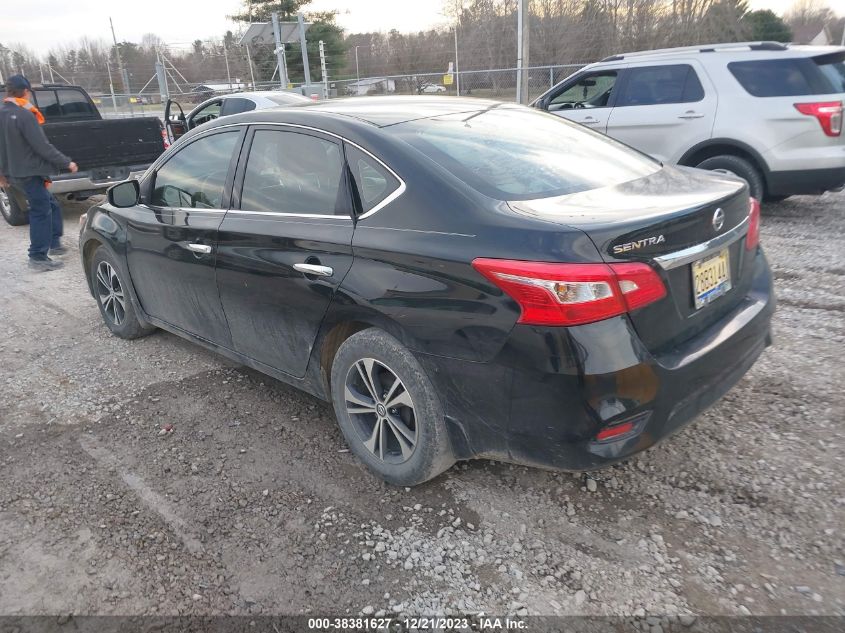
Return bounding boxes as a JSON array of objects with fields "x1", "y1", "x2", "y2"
[
  {"x1": 0, "y1": 186, "x2": 29, "y2": 226},
  {"x1": 695, "y1": 155, "x2": 764, "y2": 202},
  {"x1": 90, "y1": 246, "x2": 156, "y2": 340},
  {"x1": 330, "y1": 328, "x2": 455, "y2": 487}
]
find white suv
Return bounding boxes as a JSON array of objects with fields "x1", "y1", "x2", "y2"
[{"x1": 532, "y1": 42, "x2": 845, "y2": 201}]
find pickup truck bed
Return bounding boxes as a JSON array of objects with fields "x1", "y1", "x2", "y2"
[{"x1": 0, "y1": 83, "x2": 165, "y2": 226}]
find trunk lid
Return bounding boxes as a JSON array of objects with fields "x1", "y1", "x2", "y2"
[{"x1": 509, "y1": 165, "x2": 754, "y2": 353}]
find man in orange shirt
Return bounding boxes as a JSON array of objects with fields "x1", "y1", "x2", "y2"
[{"x1": 0, "y1": 75, "x2": 78, "y2": 271}]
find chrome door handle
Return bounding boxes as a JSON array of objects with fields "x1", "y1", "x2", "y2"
[
  {"x1": 581, "y1": 117, "x2": 602, "y2": 125},
  {"x1": 186, "y1": 243, "x2": 212, "y2": 254},
  {"x1": 678, "y1": 112, "x2": 705, "y2": 119},
  {"x1": 294, "y1": 263, "x2": 333, "y2": 277}
]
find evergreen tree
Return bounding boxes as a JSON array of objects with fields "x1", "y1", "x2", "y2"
[
  {"x1": 231, "y1": 1, "x2": 346, "y2": 84},
  {"x1": 743, "y1": 10, "x2": 793, "y2": 42}
]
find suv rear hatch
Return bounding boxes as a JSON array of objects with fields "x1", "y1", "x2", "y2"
[{"x1": 509, "y1": 165, "x2": 755, "y2": 354}]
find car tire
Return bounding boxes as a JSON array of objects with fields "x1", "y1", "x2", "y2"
[
  {"x1": 90, "y1": 246, "x2": 156, "y2": 340},
  {"x1": 330, "y1": 328, "x2": 455, "y2": 486},
  {"x1": 0, "y1": 186, "x2": 29, "y2": 226},
  {"x1": 695, "y1": 155, "x2": 764, "y2": 201}
]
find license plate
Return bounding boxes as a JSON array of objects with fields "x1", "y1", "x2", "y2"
[{"x1": 691, "y1": 248, "x2": 731, "y2": 309}]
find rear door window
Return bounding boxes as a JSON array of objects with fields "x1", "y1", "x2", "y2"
[
  {"x1": 616, "y1": 64, "x2": 704, "y2": 106},
  {"x1": 56, "y1": 89, "x2": 97, "y2": 117},
  {"x1": 728, "y1": 58, "x2": 838, "y2": 96},
  {"x1": 345, "y1": 145, "x2": 401, "y2": 213},
  {"x1": 33, "y1": 90, "x2": 60, "y2": 119},
  {"x1": 239, "y1": 129, "x2": 346, "y2": 215}
]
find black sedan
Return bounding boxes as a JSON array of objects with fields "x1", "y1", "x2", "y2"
[{"x1": 79, "y1": 97, "x2": 774, "y2": 486}]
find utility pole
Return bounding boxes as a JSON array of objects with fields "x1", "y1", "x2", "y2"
[
  {"x1": 454, "y1": 0, "x2": 461, "y2": 96},
  {"x1": 106, "y1": 59, "x2": 118, "y2": 113},
  {"x1": 355, "y1": 46, "x2": 360, "y2": 91},
  {"x1": 319, "y1": 40, "x2": 328, "y2": 98},
  {"x1": 109, "y1": 17, "x2": 131, "y2": 94},
  {"x1": 223, "y1": 44, "x2": 232, "y2": 90},
  {"x1": 516, "y1": 0, "x2": 530, "y2": 104},
  {"x1": 245, "y1": 44, "x2": 257, "y2": 89},
  {"x1": 39, "y1": 64, "x2": 45, "y2": 84},
  {"x1": 271, "y1": 12, "x2": 289, "y2": 89},
  {"x1": 298, "y1": 12, "x2": 312, "y2": 89}
]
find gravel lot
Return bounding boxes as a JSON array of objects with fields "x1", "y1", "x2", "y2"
[{"x1": 0, "y1": 192, "x2": 843, "y2": 620}]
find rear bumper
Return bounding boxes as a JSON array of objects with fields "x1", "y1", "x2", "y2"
[
  {"x1": 49, "y1": 166, "x2": 149, "y2": 195},
  {"x1": 420, "y1": 249, "x2": 775, "y2": 470},
  {"x1": 766, "y1": 167, "x2": 845, "y2": 196}
]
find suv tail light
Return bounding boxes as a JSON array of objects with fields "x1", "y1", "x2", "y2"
[
  {"x1": 794, "y1": 101, "x2": 842, "y2": 137},
  {"x1": 161, "y1": 127, "x2": 171, "y2": 149},
  {"x1": 746, "y1": 197, "x2": 761, "y2": 251},
  {"x1": 471, "y1": 259, "x2": 667, "y2": 326}
]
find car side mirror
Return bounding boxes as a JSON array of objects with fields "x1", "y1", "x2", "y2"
[{"x1": 108, "y1": 180, "x2": 140, "y2": 208}]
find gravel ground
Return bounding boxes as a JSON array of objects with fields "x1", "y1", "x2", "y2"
[{"x1": 0, "y1": 192, "x2": 843, "y2": 619}]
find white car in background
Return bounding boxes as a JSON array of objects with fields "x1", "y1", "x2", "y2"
[
  {"x1": 420, "y1": 83, "x2": 447, "y2": 94},
  {"x1": 164, "y1": 91, "x2": 312, "y2": 143},
  {"x1": 532, "y1": 42, "x2": 845, "y2": 201}
]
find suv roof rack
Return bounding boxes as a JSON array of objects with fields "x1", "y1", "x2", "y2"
[{"x1": 600, "y1": 41, "x2": 789, "y2": 62}]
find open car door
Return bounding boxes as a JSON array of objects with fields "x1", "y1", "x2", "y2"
[{"x1": 164, "y1": 99, "x2": 187, "y2": 145}]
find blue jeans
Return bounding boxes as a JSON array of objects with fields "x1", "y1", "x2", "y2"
[{"x1": 19, "y1": 176, "x2": 63, "y2": 260}]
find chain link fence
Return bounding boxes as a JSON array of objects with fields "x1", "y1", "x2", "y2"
[
  {"x1": 92, "y1": 64, "x2": 586, "y2": 119},
  {"x1": 332, "y1": 64, "x2": 584, "y2": 102}
]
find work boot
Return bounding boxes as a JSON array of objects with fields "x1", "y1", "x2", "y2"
[
  {"x1": 28, "y1": 257, "x2": 64, "y2": 272},
  {"x1": 49, "y1": 245, "x2": 68, "y2": 256}
]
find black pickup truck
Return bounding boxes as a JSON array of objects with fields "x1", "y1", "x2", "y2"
[{"x1": 0, "y1": 84, "x2": 165, "y2": 225}]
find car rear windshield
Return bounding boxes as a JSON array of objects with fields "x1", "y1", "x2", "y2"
[
  {"x1": 393, "y1": 106, "x2": 661, "y2": 201},
  {"x1": 267, "y1": 94, "x2": 311, "y2": 106},
  {"x1": 728, "y1": 52, "x2": 845, "y2": 97}
]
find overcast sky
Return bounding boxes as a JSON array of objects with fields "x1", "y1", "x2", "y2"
[{"x1": 0, "y1": 0, "x2": 821, "y2": 56}]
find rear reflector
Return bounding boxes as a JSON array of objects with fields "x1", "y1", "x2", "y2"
[
  {"x1": 595, "y1": 420, "x2": 635, "y2": 442},
  {"x1": 794, "y1": 101, "x2": 842, "y2": 137},
  {"x1": 746, "y1": 197, "x2": 761, "y2": 251},
  {"x1": 472, "y1": 259, "x2": 666, "y2": 326}
]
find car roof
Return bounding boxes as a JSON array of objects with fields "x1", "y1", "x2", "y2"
[
  {"x1": 225, "y1": 91, "x2": 309, "y2": 100},
  {"x1": 286, "y1": 96, "x2": 506, "y2": 127},
  {"x1": 592, "y1": 42, "x2": 845, "y2": 65}
]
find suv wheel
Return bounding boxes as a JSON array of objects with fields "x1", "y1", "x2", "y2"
[
  {"x1": 0, "y1": 186, "x2": 29, "y2": 226},
  {"x1": 90, "y1": 246, "x2": 156, "y2": 340},
  {"x1": 330, "y1": 328, "x2": 454, "y2": 486},
  {"x1": 695, "y1": 155, "x2": 764, "y2": 201}
]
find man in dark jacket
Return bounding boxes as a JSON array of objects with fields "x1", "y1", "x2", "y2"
[{"x1": 0, "y1": 75, "x2": 78, "y2": 271}]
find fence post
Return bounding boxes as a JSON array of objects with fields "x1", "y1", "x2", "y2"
[
  {"x1": 272, "y1": 12, "x2": 289, "y2": 89},
  {"x1": 298, "y1": 12, "x2": 312, "y2": 89},
  {"x1": 549, "y1": 67, "x2": 553, "y2": 88},
  {"x1": 155, "y1": 60, "x2": 169, "y2": 103}
]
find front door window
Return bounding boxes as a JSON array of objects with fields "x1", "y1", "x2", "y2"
[
  {"x1": 152, "y1": 132, "x2": 239, "y2": 209},
  {"x1": 549, "y1": 71, "x2": 618, "y2": 111}
]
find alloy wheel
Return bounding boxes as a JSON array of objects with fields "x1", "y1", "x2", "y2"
[
  {"x1": 344, "y1": 358, "x2": 417, "y2": 464},
  {"x1": 95, "y1": 261, "x2": 127, "y2": 326}
]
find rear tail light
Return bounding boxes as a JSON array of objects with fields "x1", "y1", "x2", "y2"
[
  {"x1": 161, "y1": 128, "x2": 170, "y2": 149},
  {"x1": 794, "y1": 101, "x2": 842, "y2": 137},
  {"x1": 471, "y1": 259, "x2": 667, "y2": 326},
  {"x1": 746, "y1": 197, "x2": 761, "y2": 251}
]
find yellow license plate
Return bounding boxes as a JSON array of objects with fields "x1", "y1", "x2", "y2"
[{"x1": 691, "y1": 248, "x2": 731, "y2": 309}]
